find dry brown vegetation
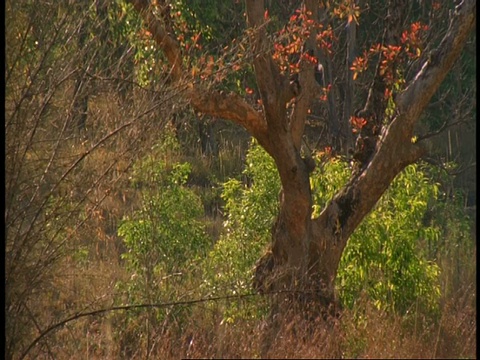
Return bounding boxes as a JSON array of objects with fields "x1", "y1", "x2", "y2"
[{"x1": 27, "y1": 274, "x2": 476, "y2": 359}]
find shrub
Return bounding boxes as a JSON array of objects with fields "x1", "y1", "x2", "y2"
[
  {"x1": 336, "y1": 163, "x2": 442, "y2": 315},
  {"x1": 115, "y1": 136, "x2": 210, "y2": 352},
  {"x1": 201, "y1": 140, "x2": 280, "y2": 321}
]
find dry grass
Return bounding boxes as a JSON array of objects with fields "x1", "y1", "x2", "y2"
[{"x1": 24, "y1": 267, "x2": 474, "y2": 359}]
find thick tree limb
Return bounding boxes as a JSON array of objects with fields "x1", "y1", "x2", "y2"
[
  {"x1": 289, "y1": 0, "x2": 320, "y2": 150},
  {"x1": 245, "y1": 0, "x2": 287, "y2": 129},
  {"x1": 396, "y1": 0, "x2": 476, "y2": 132},
  {"x1": 188, "y1": 88, "x2": 270, "y2": 150},
  {"x1": 127, "y1": 0, "x2": 270, "y2": 151}
]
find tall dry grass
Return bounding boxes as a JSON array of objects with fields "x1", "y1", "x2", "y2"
[{"x1": 39, "y1": 285, "x2": 474, "y2": 359}]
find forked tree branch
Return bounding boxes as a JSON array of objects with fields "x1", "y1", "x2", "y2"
[
  {"x1": 289, "y1": 0, "x2": 321, "y2": 150},
  {"x1": 245, "y1": 0, "x2": 287, "y2": 129}
]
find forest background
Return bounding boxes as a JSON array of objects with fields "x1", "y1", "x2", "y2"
[{"x1": 5, "y1": 0, "x2": 476, "y2": 359}]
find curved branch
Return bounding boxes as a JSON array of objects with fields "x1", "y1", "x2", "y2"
[
  {"x1": 188, "y1": 88, "x2": 271, "y2": 151},
  {"x1": 245, "y1": 0, "x2": 286, "y2": 125},
  {"x1": 20, "y1": 293, "x2": 258, "y2": 360},
  {"x1": 128, "y1": 0, "x2": 183, "y2": 81},
  {"x1": 127, "y1": 0, "x2": 270, "y2": 150}
]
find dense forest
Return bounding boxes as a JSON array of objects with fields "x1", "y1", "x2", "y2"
[{"x1": 5, "y1": 0, "x2": 476, "y2": 359}]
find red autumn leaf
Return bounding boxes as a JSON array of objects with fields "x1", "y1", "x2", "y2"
[
  {"x1": 350, "y1": 116, "x2": 367, "y2": 129},
  {"x1": 384, "y1": 88, "x2": 392, "y2": 99}
]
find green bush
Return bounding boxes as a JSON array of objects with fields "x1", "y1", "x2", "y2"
[
  {"x1": 116, "y1": 136, "x2": 210, "y2": 310},
  {"x1": 200, "y1": 140, "x2": 279, "y2": 321},
  {"x1": 116, "y1": 137, "x2": 471, "y2": 326},
  {"x1": 336, "y1": 163, "x2": 442, "y2": 315}
]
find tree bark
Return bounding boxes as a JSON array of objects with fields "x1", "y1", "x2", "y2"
[{"x1": 343, "y1": 2, "x2": 357, "y2": 152}]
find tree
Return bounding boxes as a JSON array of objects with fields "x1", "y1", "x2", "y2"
[{"x1": 125, "y1": 0, "x2": 475, "y2": 317}]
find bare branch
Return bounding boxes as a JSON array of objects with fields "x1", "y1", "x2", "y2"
[
  {"x1": 416, "y1": 118, "x2": 467, "y2": 142},
  {"x1": 422, "y1": 157, "x2": 476, "y2": 177},
  {"x1": 20, "y1": 289, "x2": 318, "y2": 360}
]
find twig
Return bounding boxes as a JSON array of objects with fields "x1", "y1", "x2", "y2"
[{"x1": 416, "y1": 119, "x2": 466, "y2": 142}]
